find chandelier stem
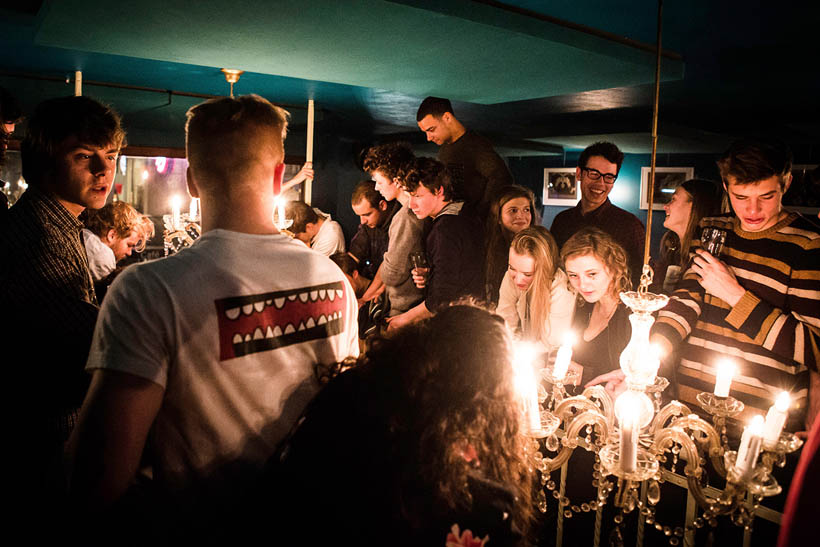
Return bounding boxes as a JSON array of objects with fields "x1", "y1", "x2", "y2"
[{"x1": 643, "y1": 0, "x2": 664, "y2": 267}]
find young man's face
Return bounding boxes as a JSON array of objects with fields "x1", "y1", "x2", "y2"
[
  {"x1": 725, "y1": 175, "x2": 788, "y2": 232},
  {"x1": 577, "y1": 155, "x2": 618, "y2": 212},
  {"x1": 352, "y1": 198, "x2": 387, "y2": 228},
  {"x1": 49, "y1": 135, "x2": 119, "y2": 216},
  {"x1": 106, "y1": 228, "x2": 141, "y2": 261},
  {"x1": 372, "y1": 170, "x2": 402, "y2": 202},
  {"x1": 417, "y1": 114, "x2": 453, "y2": 146},
  {"x1": 408, "y1": 183, "x2": 446, "y2": 219}
]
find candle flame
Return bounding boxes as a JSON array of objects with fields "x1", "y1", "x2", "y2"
[
  {"x1": 562, "y1": 331, "x2": 575, "y2": 348},
  {"x1": 171, "y1": 195, "x2": 181, "y2": 209},
  {"x1": 774, "y1": 391, "x2": 790, "y2": 412},
  {"x1": 749, "y1": 414, "x2": 765, "y2": 434}
]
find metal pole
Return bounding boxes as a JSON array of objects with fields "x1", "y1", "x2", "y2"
[
  {"x1": 643, "y1": 0, "x2": 664, "y2": 267},
  {"x1": 74, "y1": 70, "x2": 82, "y2": 96},
  {"x1": 557, "y1": 461, "x2": 568, "y2": 547},
  {"x1": 304, "y1": 99, "x2": 315, "y2": 205}
]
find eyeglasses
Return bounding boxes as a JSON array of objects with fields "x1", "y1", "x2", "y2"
[{"x1": 582, "y1": 167, "x2": 618, "y2": 184}]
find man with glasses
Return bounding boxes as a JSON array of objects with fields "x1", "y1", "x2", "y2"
[{"x1": 550, "y1": 141, "x2": 645, "y2": 287}]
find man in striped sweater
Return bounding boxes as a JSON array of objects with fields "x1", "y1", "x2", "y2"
[
  {"x1": 651, "y1": 138, "x2": 820, "y2": 433},
  {"x1": 589, "y1": 138, "x2": 820, "y2": 434}
]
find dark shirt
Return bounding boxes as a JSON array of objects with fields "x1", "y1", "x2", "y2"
[
  {"x1": 438, "y1": 131, "x2": 513, "y2": 221},
  {"x1": 348, "y1": 199, "x2": 399, "y2": 279},
  {"x1": 550, "y1": 198, "x2": 646, "y2": 288},
  {"x1": 0, "y1": 186, "x2": 99, "y2": 442},
  {"x1": 425, "y1": 202, "x2": 485, "y2": 311},
  {"x1": 570, "y1": 301, "x2": 631, "y2": 385}
]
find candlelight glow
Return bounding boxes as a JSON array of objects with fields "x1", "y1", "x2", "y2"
[
  {"x1": 714, "y1": 360, "x2": 735, "y2": 397},
  {"x1": 749, "y1": 414, "x2": 764, "y2": 434},
  {"x1": 774, "y1": 391, "x2": 790, "y2": 412}
]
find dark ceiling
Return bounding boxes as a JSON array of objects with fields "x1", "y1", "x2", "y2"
[{"x1": 1, "y1": 0, "x2": 818, "y2": 158}]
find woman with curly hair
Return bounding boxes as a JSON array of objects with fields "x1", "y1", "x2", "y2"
[
  {"x1": 560, "y1": 226, "x2": 632, "y2": 385},
  {"x1": 484, "y1": 185, "x2": 538, "y2": 305},
  {"x1": 268, "y1": 305, "x2": 535, "y2": 546},
  {"x1": 496, "y1": 225, "x2": 574, "y2": 351}
]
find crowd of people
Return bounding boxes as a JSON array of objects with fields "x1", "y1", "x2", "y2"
[{"x1": 1, "y1": 86, "x2": 819, "y2": 546}]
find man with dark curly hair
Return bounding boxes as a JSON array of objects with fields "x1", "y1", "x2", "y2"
[
  {"x1": 386, "y1": 157, "x2": 484, "y2": 331},
  {"x1": 360, "y1": 142, "x2": 425, "y2": 317}
]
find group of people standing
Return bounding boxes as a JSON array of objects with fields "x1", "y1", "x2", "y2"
[{"x1": 1, "y1": 85, "x2": 819, "y2": 546}]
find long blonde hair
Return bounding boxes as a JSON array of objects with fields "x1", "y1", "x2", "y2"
[{"x1": 510, "y1": 226, "x2": 560, "y2": 345}]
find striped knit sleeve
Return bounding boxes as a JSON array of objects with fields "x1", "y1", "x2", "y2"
[
  {"x1": 723, "y1": 237, "x2": 820, "y2": 372},
  {"x1": 652, "y1": 230, "x2": 707, "y2": 347}
]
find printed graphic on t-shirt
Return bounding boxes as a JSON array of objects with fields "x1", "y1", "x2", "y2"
[{"x1": 215, "y1": 281, "x2": 346, "y2": 360}]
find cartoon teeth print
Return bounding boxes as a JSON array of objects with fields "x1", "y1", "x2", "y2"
[{"x1": 215, "y1": 281, "x2": 346, "y2": 361}]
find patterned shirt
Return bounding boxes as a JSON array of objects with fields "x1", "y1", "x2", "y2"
[
  {"x1": 652, "y1": 212, "x2": 820, "y2": 432},
  {"x1": 0, "y1": 186, "x2": 99, "y2": 437}
]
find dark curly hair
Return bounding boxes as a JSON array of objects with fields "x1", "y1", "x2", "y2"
[
  {"x1": 401, "y1": 156, "x2": 454, "y2": 201},
  {"x1": 273, "y1": 304, "x2": 535, "y2": 542},
  {"x1": 362, "y1": 141, "x2": 415, "y2": 182}
]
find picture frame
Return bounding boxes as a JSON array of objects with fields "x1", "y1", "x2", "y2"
[
  {"x1": 543, "y1": 167, "x2": 580, "y2": 206},
  {"x1": 640, "y1": 167, "x2": 694, "y2": 210}
]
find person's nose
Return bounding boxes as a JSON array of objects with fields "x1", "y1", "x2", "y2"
[
  {"x1": 748, "y1": 198, "x2": 761, "y2": 214},
  {"x1": 426, "y1": 133, "x2": 433, "y2": 142},
  {"x1": 91, "y1": 153, "x2": 110, "y2": 176},
  {"x1": 359, "y1": 216, "x2": 367, "y2": 225},
  {"x1": 663, "y1": 202, "x2": 671, "y2": 213}
]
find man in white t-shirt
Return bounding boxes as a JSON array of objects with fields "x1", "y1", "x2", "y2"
[
  {"x1": 285, "y1": 199, "x2": 345, "y2": 255},
  {"x1": 68, "y1": 95, "x2": 359, "y2": 532}
]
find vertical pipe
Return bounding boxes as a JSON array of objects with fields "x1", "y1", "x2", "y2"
[
  {"x1": 684, "y1": 487, "x2": 697, "y2": 547},
  {"x1": 594, "y1": 481, "x2": 604, "y2": 547},
  {"x1": 74, "y1": 70, "x2": 82, "y2": 96},
  {"x1": 643, "y1": 0, "x2": 664, "y2": 267},
  {"x1": 636, "y1": 481, "x2": 648, "y2": 547},
  {"x1": 304, "y1": 99, "x2": 315, "y2": 205},
  {"x1": 557, "y1": 462, "x2": 568, "y2": 547}
]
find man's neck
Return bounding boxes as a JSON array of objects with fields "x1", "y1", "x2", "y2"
[
  {"x1": 580, "y1": 199, "x2": 606, "y2": 215},
  {"x1": 199, "y1": 193, "x2": 279, "y2": 235},
  {"x1": 449, "y1": 121, "x2": 467, "y2": 144}
]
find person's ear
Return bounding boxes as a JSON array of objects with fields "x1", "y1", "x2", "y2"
[
  {"x1": 186, "y1": 167, "x2": 200, "y2": 199},
  {"x1": 378, "y1": 199, "x2": 388, "y2": 211},
  {"x1": 442, "y1": 112, "x2": 452, "y2": 124},
  {"x1": 782, "y1": 173, "x2": 793, "y2": 194},
  {"x1": 576, "y1": 166, "x2": 583, "y2": 182},
  {"x1": 106, "y1": 229, "x2": 117, "y2": 244}
]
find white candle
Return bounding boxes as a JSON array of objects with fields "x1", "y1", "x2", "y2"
[
  {"x1": 553, "y1": 332, "x2": 574, "y2": 382},
  {"x1": 714, "y1": 360, "x2": 735, "y2": 397},
  {"x1": 189, "y1": 197, "x2": 199, "y2": 220},
  {"x1": 514, "y1": 343, "x2": 541, "y2": 433},
  {"x1": 619, "y1": 400, "x2": 639, "y2": 474},
  {"x1": 275, "y1": 197, "x2": 286, "y2": 228},
  {"x1": 170, "y1": 195, "x2": 181, "y2": 229},
  {"x1": 735, "y1": 415, "x2": 764, "y2": 476},
  {"x1": 762, "y1": 392, "x2": 790, "y2": 446}
]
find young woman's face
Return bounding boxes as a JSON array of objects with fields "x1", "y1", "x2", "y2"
[
  {"x1": 663, "y1": 187, "x2": 693, "y2": 237},
  {"x1": 565, "y1": 253, "x2": 614, "y2": 303},
  {"x1": 499, "y1": 197, "x2": 532, "y2": 234},
  {"x1": 508, "y1": 248, "x2": 536, "y2": 291}
]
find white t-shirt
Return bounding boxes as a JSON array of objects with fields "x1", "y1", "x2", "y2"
[
  {"x1": 311, "y1": 215, "x2": 345, "y2": 256},
  {"x1": 82, "y1": 228, "x2": 116, "y2": 282},
  {"x1": 86, "y1": 229, "x2": 359, "y2": 495}
]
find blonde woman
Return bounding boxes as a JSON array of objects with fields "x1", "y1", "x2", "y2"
[
  {"x1": 496, "y1": 225, "x2": 574, "y2": 350},
  {"x1": 561, "y1": 226, "x2": 632, "y2": 385}
]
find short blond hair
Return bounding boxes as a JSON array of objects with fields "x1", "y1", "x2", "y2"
[
  {"x1": 185, "y1": 94, "x2": 289, "y2": 191},
  {"x1": 85, "y1": 201, "x2": 154, "y2": 252}
]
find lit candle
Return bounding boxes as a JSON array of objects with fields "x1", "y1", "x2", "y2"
[
  {"x1": 170, "y1": 195, "x2": 181, "y2": 229},
  {"x1": 553, "y1": 332, "x2": 574, "y2": 382},
  {"x1": 735, "y1": 415, "x2": 764, "y2": 476},
  {"x1": 619, "y1": 398, "x2": 639, "y2": 474},
  {"x1": 714, "y1": 360, "x2": 735, "y2": 398},
  {"x1": 762, "y1": 392, "x2": 790, "y2": 447},
  {"x1": 274, "y1": 196, "x2": 287, "y2": 229},
  {"x1": 189, "y1": 197, "x2": 199, "y2": 220},
  {"x1": 514, "y1": 343, "x2": 541, "y2": 433}
]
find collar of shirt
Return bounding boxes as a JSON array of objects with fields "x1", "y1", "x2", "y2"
[{"x1": 23, "y1": 185, "x2": 85, "y2": 234}]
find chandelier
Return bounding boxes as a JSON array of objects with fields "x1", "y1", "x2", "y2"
[{"x1": 514, "y1": 267, "x2": 803, "y2": 545}]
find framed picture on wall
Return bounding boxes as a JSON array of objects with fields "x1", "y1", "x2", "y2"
[
  {"x1": 640, "y1": 167, "x2": 694, "y2": 210},
  {"x1": 543, "y1": 167, "x2": 579, "y2": 206}
]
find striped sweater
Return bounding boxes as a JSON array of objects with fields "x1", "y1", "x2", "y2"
[{"x1": 652, "y1": 212, "x2": 820, "y2": 433}]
